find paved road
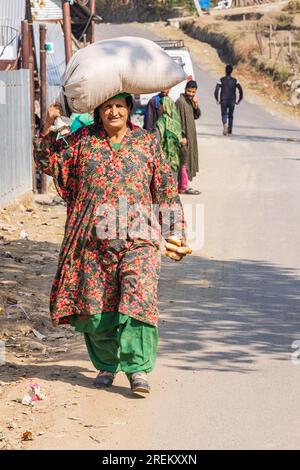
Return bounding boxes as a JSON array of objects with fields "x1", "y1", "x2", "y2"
[{"x1": 93, "y1": 23, "x2": 300, "y2": 449}]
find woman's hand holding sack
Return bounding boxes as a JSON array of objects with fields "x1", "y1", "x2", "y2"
[{"x1": 43, "y1": 103, "x2": 63, "y2": 135}]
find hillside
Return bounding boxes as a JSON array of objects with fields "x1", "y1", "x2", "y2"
[
  {"x1": 95, "y1": 0, "x2": 194, "y2": 22},
  {"x1": 94, "y1": 1, "x2": 277, "y2": 22},
  {"x1": 179, "y1": 0, "x2": 300, "y2": 105}
]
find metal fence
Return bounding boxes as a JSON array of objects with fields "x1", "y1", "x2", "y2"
[{"x1": 0, "y1": 70, "x2": 32, "y2": 207}]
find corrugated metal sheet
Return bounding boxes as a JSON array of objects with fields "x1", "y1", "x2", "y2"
[
  {"x1": 0, "y1": 0, "x2": 26, "y2": 21},
  {"x1": 0, "y1": 0, "x2": 26, "y2": 59},
  {"x1": 47, "y1": 84, "x2": 60, "y2": 107},
  {"x1": 31, "y1": 0, "x2": 63, "y2": 21},
  {"x1": 33, "y1": 22, "x2": 66, "y2": 85},
  {"x1": 0, "y1": 21, "x2": 20, "y2": 59},
  {"x1": 0, "y1": 21, "x2": 20, "y2": 44},
  {"x1": 0, "y1": 70, "x2": 33, "y2": 207}
]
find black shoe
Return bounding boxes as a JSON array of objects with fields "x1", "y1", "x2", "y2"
[
  {"x1": 129, "y1": 372, "x2": 150, "y2": 394},
  {"x1": 94, "y1": 371, "x2": 115, "y2": 388}
]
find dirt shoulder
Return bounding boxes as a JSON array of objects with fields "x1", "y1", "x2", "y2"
[
  {"x1": 0, "y1": 190, "x2": 195, "y2": 451},
  {"x1": 0, "y1": 191, "x2": 87, "y2": 449}
]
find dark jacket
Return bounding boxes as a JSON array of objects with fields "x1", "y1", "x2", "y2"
[
  {"x1": 214, "y1": 76, "x2": 243, "y2": 103},
  {"x1": 143, "y1": 94, "x2": 163, "y2": 132}
]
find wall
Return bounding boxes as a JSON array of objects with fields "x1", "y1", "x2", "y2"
[{"x1": 0, "y1": 70, "x2": 33, "y2": 207}]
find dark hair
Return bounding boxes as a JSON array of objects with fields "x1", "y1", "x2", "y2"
[
  {"x1": 125, "y1": 95, "x2": 134, "y2": 110},
  {"x1": 226, "y1": 64, "x2": 233, "y2": 75},
  {"x1": 186, "y1": 80, "x2": 198, "y2": 90},
  {"x1": 61, "y1": 87, "x2": 72, "y2": 117},
  {"x1": 94, "y1": 95, "x2": 133, "y2": 128}
]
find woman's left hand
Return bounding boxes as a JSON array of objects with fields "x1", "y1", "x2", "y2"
[{"x1": 165, "y1": 236, "x2": 192, "y2": 262}]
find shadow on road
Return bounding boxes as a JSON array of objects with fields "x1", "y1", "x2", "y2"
[
  {"x1": 1, "y1": 238, "x2": 300, "y2": 386},
  {"x1": 197, "y1": 132, "x2": 300, "y2": 144},
  {"x1": 158, "y1": 255, "x2": 300, "y2": 373},
  {"x1": 0, "y1": 361, "x2": 146, "y2": 399},
  {"x1": 202, "y1": 123, "x2": 300, "y2": 133}
]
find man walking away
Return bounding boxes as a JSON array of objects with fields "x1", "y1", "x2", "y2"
[
  {"x1": 176, "y1": 80, "x2": 201, "y2": 195},
  {"x1": 214, "y1": 64, "x2": 243, "y2": 136}
]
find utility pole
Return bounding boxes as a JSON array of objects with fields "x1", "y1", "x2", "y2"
[
  {"x1": 23, "y1": 20, "x2": 36, "y2": 192},
  {"x1": 29, "y1": 55, "x2": 37, "y2": 193},
  {"x1": 90, "y1": 0, "x2": 96, "y2": 44},
  {"x1": 39, "y1": 24, "x2": 47, "y2": 194},
  {"x1": 26, "y1": 17, "x2": 37, "y2": 193},
  {"x1": 62, "y1": 0, "x2": 72, "y2": 64},
  {"x1": 21, "y1": 20, "x2": 30, "y2": 69}
]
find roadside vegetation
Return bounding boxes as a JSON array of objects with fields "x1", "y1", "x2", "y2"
[
  {"x1": 180, "y1": 1, "x2": 300, "y2": 104},
  {"x1": 95, "y1": 0, "x2": 195, "y2": 22}
]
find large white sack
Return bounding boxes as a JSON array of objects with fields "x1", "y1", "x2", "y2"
[{"x1": 60, "y1": 36, "x2": 187, "y2": 113}]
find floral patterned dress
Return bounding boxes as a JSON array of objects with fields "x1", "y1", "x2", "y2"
[{"x1": 34, "y1": 123, "x2": 185, "y2": 327}]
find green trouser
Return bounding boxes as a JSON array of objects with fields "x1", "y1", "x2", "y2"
[{"x1": 69, "y1": 311, "x2": 158, "y2": 375}]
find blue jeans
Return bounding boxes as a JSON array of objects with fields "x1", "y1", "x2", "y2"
[{"x1": 221, "y1": 100, "x2": 235, "y2": 133}]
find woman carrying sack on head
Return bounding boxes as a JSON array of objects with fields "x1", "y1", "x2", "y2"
[{"x1": 34, "y1": 92, "x2": 191, "y2": 395}]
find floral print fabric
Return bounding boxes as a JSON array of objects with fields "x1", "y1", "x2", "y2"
[{"x1": 34, "y1": 124, "x2": 185, "y2": 326}]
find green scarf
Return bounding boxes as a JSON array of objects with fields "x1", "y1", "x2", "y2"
[
  {"x1": 156, "y1": 96, "x2": 182, "y2": 172},
  {"x1": 70, "y1": 112, "x2": 94, "y2": 133}
]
